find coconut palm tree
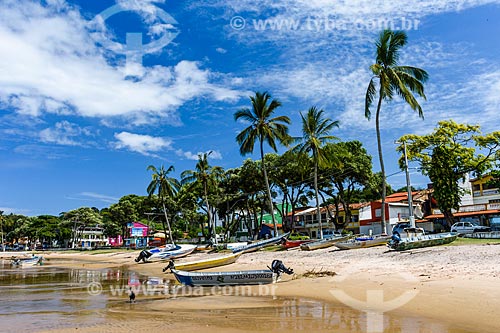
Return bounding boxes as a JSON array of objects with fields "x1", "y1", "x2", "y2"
[
  {"x1": 181, "y1": 152, "x2": 223, "y2": 243},
  {"x1": 234, "y1": 91, "x2": 291, "y2": 236},
  {"x1": 365, "y1": 29, "x2": 428, "y2": 233},
  {"x1": 146, "y1": 165, "x2": 180, "y2": 244},
  {"x1": 294, "y1": 106, "x2": 339, "y2": 239}
]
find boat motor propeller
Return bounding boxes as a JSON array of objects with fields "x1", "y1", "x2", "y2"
[
  {"x1": 269, "y1": 260, "x2": 294, "y2": 278},
  {"x1": 134, "y1": 250, "x2": 152, "y2": 263},
  {"x1": 162, "y1": 260, "x2": 175, "y2": 272}
]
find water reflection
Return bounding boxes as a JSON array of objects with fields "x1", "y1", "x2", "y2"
[{"x1": 0, "y1": 259, "x2": 477, "y2": 333}]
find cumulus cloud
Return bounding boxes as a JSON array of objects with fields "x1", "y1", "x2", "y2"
[
  {"x1": 114, "y1": 132, "x2": 173, "y2": 156},
  {"x1": 0, "y1": 0, "x2": 242, "y2": 125},
  {"x1": 39, "y1": 121, "x2": 94, "y2": 146}
]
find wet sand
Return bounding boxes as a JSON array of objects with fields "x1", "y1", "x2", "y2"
[{"x1": 4, "y1": 243, "x2": 500, "y2": 332}]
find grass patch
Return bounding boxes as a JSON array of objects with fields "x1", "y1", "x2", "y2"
[{"x1": 449, "y1": 237, "x2": 500, "y2": 246}]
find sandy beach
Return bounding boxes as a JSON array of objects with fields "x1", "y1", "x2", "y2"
[{"x1": 3, "y1": 241, "x2": 500, "y2": 333}]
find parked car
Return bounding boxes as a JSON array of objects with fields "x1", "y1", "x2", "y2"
[
  {"x1": 289, "y1": 232, "x2": 310, "y2": 240},
  {"x1": 322, "y1": 229, "x2": 343, "y2": 239},
  {"x1": 451, "y1": 222, "x2": 491, "y2": 234},
  {"x1": 392, "y1": 223, "x2": 411, "y2": 237}
]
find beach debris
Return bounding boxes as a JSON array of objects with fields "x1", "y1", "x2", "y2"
[{"x1": 302, "y1": 268, "x2": 337, "y2": 278}]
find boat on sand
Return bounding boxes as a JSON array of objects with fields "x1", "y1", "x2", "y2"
[
  {"x1": 169, "y1": 260, "x2": 294, "y2": 286},
  {"x1": 388, "y1": 232, "x2": 459, "y2": 251},
  {"x1": 11, "y1": 255, "x2": 43, "y2": 267},
  {"x1": 163, "y1": 252, "x2": 242, "y2": 272},
  {"x1": 135, "y1": 244, "x2": 196, "y2": 263},
  {"x1": 300, "y1": 235, "x2": 351, "y2": 251},
  {"x1": 232, "y1": 233, "x2": 290, "y2": 254},
  {"x1": 334, "y1": 234, "x2": 391, "y2": 250}
]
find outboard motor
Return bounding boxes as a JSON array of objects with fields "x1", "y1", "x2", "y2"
[
  {"x1": 134, "y1": 250, "x2": 152, "y2": 263},
  {"x1": 390, "y1": 234, "x2": 401, "y2": 247},
  {"x1": 162, "y1": 260, "x2": 175, "y2": 272},
  {"x1": 269, "y1": 260, "x2": 294, "y2": 278}
]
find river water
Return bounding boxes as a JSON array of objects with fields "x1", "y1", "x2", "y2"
[{"x1": 0, "y1": 259, "x2": 480, "y2": 333}]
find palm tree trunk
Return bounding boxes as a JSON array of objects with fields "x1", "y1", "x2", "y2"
[
  {"x1": 314, "y1": 157, "x2": 323, "y2": 239},
  {"x1": 203, "y1": 182, "x2": 216, "y2": 244},
  {"x1": 260, "y1": 140, "x2": 277, "y2": 236},
  {"x1": 375, "y1": 90, "x2": 387, "y2": 234},
  {"x1": 162, "y1": 202, "x2": 174, "y2": 245}
]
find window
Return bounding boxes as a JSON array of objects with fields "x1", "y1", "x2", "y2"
[{"x1": 473, "y1": 184, "x2": 481, "y2": 191}]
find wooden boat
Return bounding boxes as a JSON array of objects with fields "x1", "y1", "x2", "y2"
[
  {"x1": 232, "y1": 232, "x2": 290, "y2": 254},
  {"x1": 11, "y1": 255, "x2": 43, "y2": 267},
  {"x1": 464, "y1": 231, "x2": 500, "y2": 239},
  {"x1": 282, "y1": 239, "x2": 314, "y2": 249},
  {"x1": 163, "y1": 252, "x2": 242, "y2": 272},
  {"x1": 300, "y1": 235, "x2": 351, "y2": 251},
  {"x1": 169, "y1": 260, "x2": 294, "y2": 286},
  {"x1": 135, "y1": 244, "x2": 196, "y2": 263},
  {"x1": 334, "y1": 234, "x2": 391, "y2": 250},
  {"x1": 388, "y1": 232, "x2": 459, "y2": 251}
]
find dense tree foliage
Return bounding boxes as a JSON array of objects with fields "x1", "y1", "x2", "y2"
[{"x1": 399, "y1": 120, "x2": 500, "y2": 226}]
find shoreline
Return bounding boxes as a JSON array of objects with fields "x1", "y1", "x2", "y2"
[{"x1": 5, "y1": 243, "x2": 500, "y2": 332}]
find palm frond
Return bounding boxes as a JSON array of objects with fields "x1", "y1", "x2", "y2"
[
  {"x1": 396, "y1": 66, "x2": 429, "y2": 83},
  {"x1": 386, "y1": 30, "x2": 407, "y2": 66},
  {"x1": 234, "y1": 108, "x2": 256, "y2": 122},
  {"x1": 365, "y1": 78, "x2": 376, "y2": 119}
]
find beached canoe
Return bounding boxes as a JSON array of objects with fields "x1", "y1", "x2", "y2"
[
  {"x1": 11, "y1": 255, "x2": 43, "y2": 267},
  {"x1": 170, "y1": 260, "x2": 294, "y2": 286},
  {"x1": 135, "y1": 244, "x2": 196, "y2": 263},
  {"x1": 232, "y1": 232, "x2": 290, "y2": 254},
  {"x1": 282, "y1": 239, "x2": 314, "y2": 249},
  {"x1": 334, "y1": 234, "x2": 391, "y2": 250},
  {"x1": 388, "y1": 232, "x2": 459, "y2": 251},
  {"x1": 300, "y1": 235, "x2": 351, "y2": 251},
  {"x1": 163, "y1": 252, "x2": 242, "y2": 272}
]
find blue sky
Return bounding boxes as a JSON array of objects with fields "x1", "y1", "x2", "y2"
[{"x1": 1, "y1": 0, "x2": 500, "y2": 216}]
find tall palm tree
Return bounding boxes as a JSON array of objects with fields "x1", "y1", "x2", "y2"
[
  {"x1": 181, "y1": 152, "x2": 223, "y2": 243},
  {"x1": 234, "y1": 91, "x2": 291, "y2": 236},
  {"x1": 365, "y1": 29, "x2": 428, "y2": 233},
  {"x1": 146, "y1": 165, "x2": 180, "y2": 244},
  {"x1": 294, "y1": 106, "x2": 339, "y2": 239}
]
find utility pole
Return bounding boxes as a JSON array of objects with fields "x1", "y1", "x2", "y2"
[
  {"x1": 0, "y1": 210, "x2": 4, "y2": 252},
  {"x1": 402, "y1": 141, "x2": 416, "y2": 228}
]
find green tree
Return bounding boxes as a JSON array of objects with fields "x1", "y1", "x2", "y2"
[
  {"x1": 320, "y1": 141, "x2": 373, "y2": 229},
  {"x1": 398, "y1": 120, "x2": 500, "y2": 226},
  {"x1": 234, "y1": 91, "x2": 291, "y2": 235},
  {"x1": 294, "y1": 106, "x2": 339, "y2": 238},
  {"x1": 365, "y1": 29, "x2": 428, "y2": 233},
  {"x1": 267, "y1": 151, "x2": 313, "y2": 231},
  {"x1": 146, "y1": 165, "x2": 180, "y2": 244},
  {"x1": 61, "y1": 207, "x2": 103, "y2": 248},
  {"x1": 181, "y1": 152, "x2": 224, "y2": 242}
]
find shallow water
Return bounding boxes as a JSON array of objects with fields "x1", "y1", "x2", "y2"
[{"x1": 0, "y1": 259, "x2": 481, "y2": 332}]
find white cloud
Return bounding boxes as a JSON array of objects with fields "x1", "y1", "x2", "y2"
[
  {"x1": 39, "y1": 121, "x2": 93, "y2": 146},
  {"x1": 79, "y1": 192, "x2": 119, "y2": 204},
  {"x1": 176, "y1": 149, "x2": 223, "y2": 160},
  {"x1": 114, "y1": 132, "x2": 173, "y2": 156},
  {"x1": 216, "y1": 47, "x2": 227, "y2": 54},
  {"x1": 0, "y1": 0, "x2": 242, "y2": 126}
]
